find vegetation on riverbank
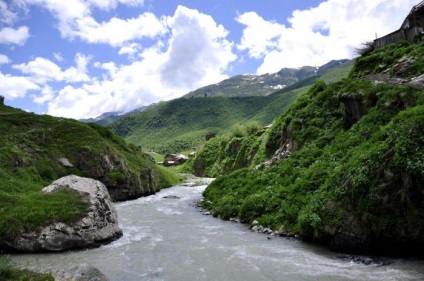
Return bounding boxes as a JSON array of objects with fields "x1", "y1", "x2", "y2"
[
  {"x1": 0, "y1": 105, "x2": 180, "y2": 249},
  {"x1": 0, "y1": 255, "x2": 53, "y2": 281},
  {"x1": 199, "y1": 40, "x2": 424, "y2": 256}
]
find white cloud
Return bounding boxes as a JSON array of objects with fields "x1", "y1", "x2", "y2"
[
  {"x1": 75, "y1": 13, "x2": 166, "y2": 46},
  {"x1": 87, "y1": 0, "x2": 144, "y2": 10},
  {"x1": 46, "y1": 6, "x2": 237, "y2": 119},
  {"x1": 13, "y1": 53, "x2": 91, "y2": 83},
  {"x1": 62, "y1": 53, "x2": 91, "y2": 82},
  {"x1": 0, "y1": 71, "x2": 40, "y2": 99},
  {"x1": 48, "y1": 85, "x2": 98, "y2": 118},
  {"x1": 160, "y1": 5, "x2": 236, "y2": 88},
  {"x1": 236, "y1": 12, "x2": 284, "y2": 59},
  {"x1": 118, "y1": 43, "x2": 142, "y2": 59},
  {"x1": 237, "y1": 0, "x2": 418, "y2": 74},
  {"x1": 53, "y1": 52, "x2": 63, "y2": 62},
  {"x1": 0, "y1": 0, "x2": 18, "y2": 25},
  {"x1": 0, "y1": 54, "x2": 10, "y2": 64},
  {"x1": 32, "y1": 85, "x2": 55, "y2": 104},
  {"x1": 0, "y1": 26, "x2": 29, "y2": 45},
  {"x1": 13, "y1": 57, "x2": 63, "y2": 83},
  {"x1": 23, "y1": 0, "x2": 160, "y2": 47}
]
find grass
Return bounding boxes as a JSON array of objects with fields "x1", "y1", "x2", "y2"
[
  {"x1": 107, "y1": 61, "x2": 353, "y2": 155},
  {"x1": 0, "y1": 255, "x2": 53, "y2": 281},
  {"x1": 197, "y1": 42, "x2": 424, "y2": 255},
  {"x1": 0, "y1": 104, "x2": 180, "y2": 248}
]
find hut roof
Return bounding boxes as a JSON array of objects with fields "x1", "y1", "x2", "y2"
[{"x1": 401, "y1": 0, "x2": 424, "y2": 29}]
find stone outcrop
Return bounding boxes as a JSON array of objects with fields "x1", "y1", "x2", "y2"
[
  {"x1": 73, "y1": 151, "x2": 162, "y2": 201},
  {"x1": 52, "y1": 263, "x2": 110, "y2": 281},
  {"x1": 338, "y1": 92, "x2": 368, "y2": 129},
  {"x1": 6, "y1": 175, "x2": 122, "y2": 252},
  {"x1": 57, "y1": 157, "x2": 73, "y2": 167}
]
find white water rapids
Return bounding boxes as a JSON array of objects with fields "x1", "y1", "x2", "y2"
[{"x1": 12, "y1": 181, "x2": 424, "y2": 281}]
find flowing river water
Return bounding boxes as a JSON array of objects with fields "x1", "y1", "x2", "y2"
[{"x1": 12, "y1": 180, "x2": 424, "y2": 281}]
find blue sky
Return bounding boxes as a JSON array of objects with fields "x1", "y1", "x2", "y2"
[{"x1": 0, "y1": 0, "x2": 418, "y2": 119}]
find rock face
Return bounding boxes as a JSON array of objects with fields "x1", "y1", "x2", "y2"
[
  {"x1": 6, "y1": 175, "x2": 122, "y2": 252},
  {"x1": 53, "y1": 263, "x2": 110, "y2": 281},
  {"x1": 71, "y1": 151, "x2": 163, "y2": 202}
]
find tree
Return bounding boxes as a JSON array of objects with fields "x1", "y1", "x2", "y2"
[{"x1": 0, "y1": 95, "x2": 4, "y2": 105}]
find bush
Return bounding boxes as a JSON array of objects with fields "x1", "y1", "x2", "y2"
[
  {"x1": 355, "y1": 41, "x2": 375, "y2": 56},
  {"x1": 0, "y1": 255, "x2": 14, "y2": 279}
]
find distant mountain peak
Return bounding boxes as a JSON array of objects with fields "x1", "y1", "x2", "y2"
[{"x1": 184, "y1": 59, "x2": 350, "y2": 99}]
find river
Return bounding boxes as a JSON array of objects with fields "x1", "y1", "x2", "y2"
[{"x1": 12, "y1": 180, "x2": 424, "y2": 281}]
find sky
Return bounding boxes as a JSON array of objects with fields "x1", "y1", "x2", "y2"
[{"x1": 0, "y1": 0, "x2": 418, "y2": 119}]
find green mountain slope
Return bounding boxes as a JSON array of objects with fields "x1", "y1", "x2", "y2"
[
  {"x1": 108, "y1": 61, "x2": 353, "y2": 154},
  {"x1": 184, "y1": 60, "x2": 349, "y2": 98},
  {"x1": 0, "y1": 105, "x2": 179, "y2": 247},
  {"x1": 197, "y1": 40, "x2": 424, "y2": 257}
]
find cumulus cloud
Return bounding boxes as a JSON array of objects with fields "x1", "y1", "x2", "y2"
[
  {"x1": 236, "y1": 12, "x2": 283, "y2": 59},
  {"x1": 237, "y1": 0, "x2": 418, "y2": 74},
  {"x1": 0, "y1": 26, "x2": 29, "y2": 45},
  {"x1": 32, "y1": 85, "x2": 55, "y2": 104},
  {"x1": 0, "y1": 54, "x2": 10, "y2": 64},
  {"x1": 118, "y1": 43, "x2": 142, "y2": 59},
  {"x1": 75, "y1": 13, "x2": 166, "y2": 46},
  {"x1": 22, "y1": 0, "x2": 160, "y2": 47},
  {"x1": 13, "y1": 53, "x2": 91, "y2": 84},
  {"x1": 160, "y1": 6, "x2": 236, "y2": 89},
  {"x1": 0, "y1": 72, "x2": 40, "y2": 99},
  {"x1": 47, "y1": 6, "x2": 237, "y2": 119}
]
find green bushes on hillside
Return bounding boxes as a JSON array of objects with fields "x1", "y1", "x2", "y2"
[
  {"x1": 202, "y1": 46, "x2": 424, "y2": 255},
  {"x1": 0, "y1": 105, "x2": 180, "y2": 249},
  {"x1": 184, "y1": 121, "x2": 269, "y2": 177}
]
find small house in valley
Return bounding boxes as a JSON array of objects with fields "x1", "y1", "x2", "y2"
[{"x1": 374, "y1": 1, "x2": 424, "y2": 49}]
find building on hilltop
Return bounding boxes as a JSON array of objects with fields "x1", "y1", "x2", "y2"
[{"x1": 374, "y1": 1, "x2": 424, "y2": 49}]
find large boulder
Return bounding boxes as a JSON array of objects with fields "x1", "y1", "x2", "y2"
[{"x1": 6, "y1": 175, "x2": 122, "y2": 252}]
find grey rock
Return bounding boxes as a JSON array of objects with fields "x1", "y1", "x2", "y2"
[
  {"x1": 409, "y1": 74, "x2": 424, "y2": 89},
  {"x1": 163, "y1": 195, "x2": 180, "y2": 199},
  {"x1": 53, "y1": 263, "x2": 109, "y2": 281},
  {"x1": 7, "y1": 175, "x2": 122, "y2": 252},
  {"x1": 57, "y1": 157, "x2": 73, "y2": 167}
]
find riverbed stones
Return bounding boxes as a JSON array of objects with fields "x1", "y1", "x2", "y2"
[
  {"x1": 6, "y1": 175, "x2": 122, "y2": 252},
  {"x1": 52, "y1": 263, "x2": 110, "y2": 281}
]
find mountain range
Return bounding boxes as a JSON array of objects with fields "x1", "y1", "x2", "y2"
[{"x1": 105, "y1": 59, "x2": 353, "y2": 154}]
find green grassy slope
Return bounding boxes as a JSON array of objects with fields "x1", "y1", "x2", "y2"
[
  {"x1": 0, "y1": 105, "x2": 179, "y2": 247},
  {"x1": 108, "y1": 61, "x2": 353, "y2": 154},
  {"x1": 201, "y1": 41, "x2": 424, "y2": 256},
  {"x1": 183, "y1": 61, "x2": 355, "y2": 177}
]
